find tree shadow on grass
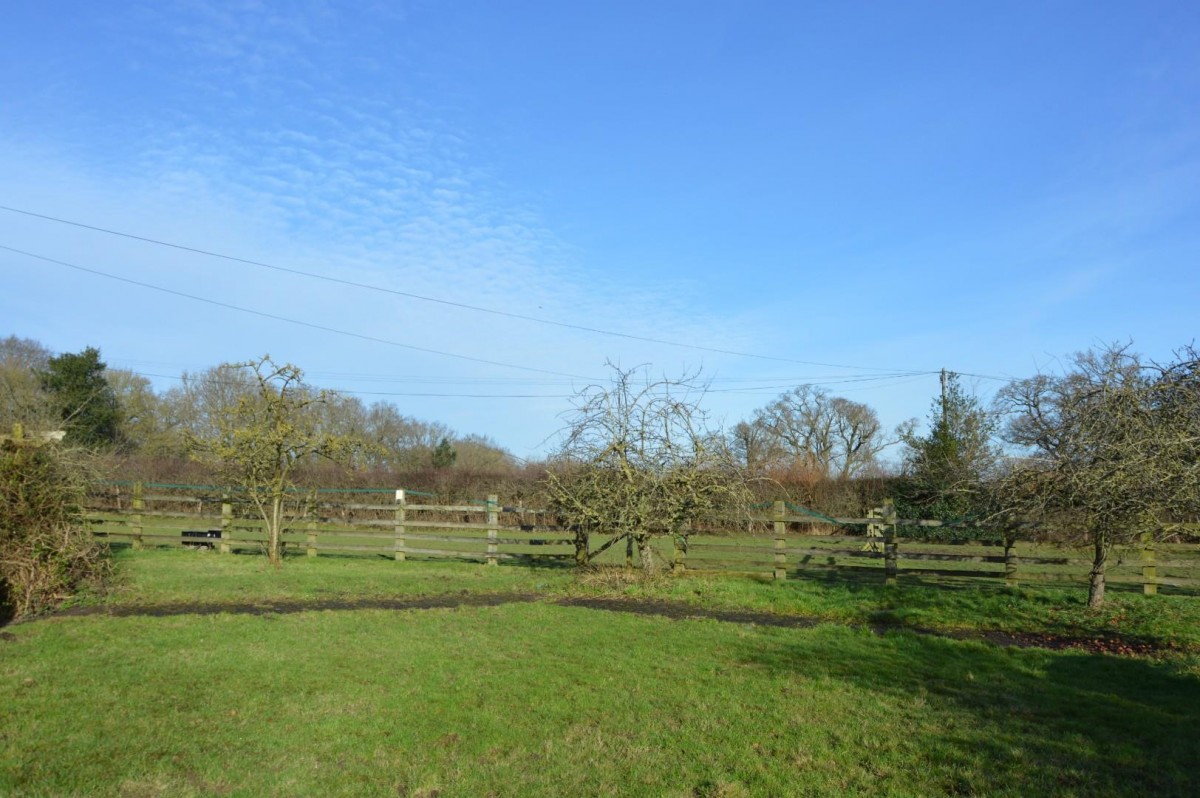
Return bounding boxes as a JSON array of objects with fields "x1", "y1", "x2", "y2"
[
  {"x1": 785, "y1": 565, "x2": 1018, "y2": 598},
  {"x1": 739, "y1": 629, "x2": 1200, "y2": 797},
  {"x1": 776, "y1": 568, "x2": 1044, "y2": 624},
  {"x1": 784, "y1": 566, "x2": 1080, "y2": 614},
  {"x1": 784, "y1": 560, "x2": 1172, "y2": 598},
  {"x1": 786, "y1": 564, "x2": 1043, "y2": 594}
]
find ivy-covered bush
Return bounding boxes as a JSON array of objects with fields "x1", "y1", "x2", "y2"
[{"x1": 0, "y1": 436, "x2": 109, "y2": 621}]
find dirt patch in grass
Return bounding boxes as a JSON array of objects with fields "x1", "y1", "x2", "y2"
[
  {"x1": 950, "y1": 628, "x2": 1180, "y2": 657},
  {"x1": 28, "y1": 594, "x2": 1186, "y2": 656},
  {"x1": 554, "y1": 596, "x2": 825, "y2": 628},
  {"x1": 53, "y1": 592, "x2": 540, "y2": 619}
]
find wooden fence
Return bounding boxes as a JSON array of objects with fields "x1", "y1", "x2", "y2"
[
  {"x1": 85, "y1": 484, "x2": 1200, "y2": 595},
  {"x1": 86, "y1": 484, "x2": 577, "y2": 567}
]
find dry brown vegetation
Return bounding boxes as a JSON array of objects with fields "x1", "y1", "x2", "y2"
[{"x1": 0, "y1": 433, "x2": 110, "y2": 621}]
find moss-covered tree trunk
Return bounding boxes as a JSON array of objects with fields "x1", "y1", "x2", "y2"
[
  {"x1": 267, "y1": 491, "x2": 285, "y2": 567},
  {"x1": 637, "y1": 534, "x2": 659, "y2": 573},
  {"x1": 1087, "y1": 531, "x2": 1109, "y2": 608},
  {"x1": 573, "y1": 530, "x2": 589, "y2": 566}
]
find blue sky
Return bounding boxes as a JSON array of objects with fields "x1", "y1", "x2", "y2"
[{"x1": 2, "y1": 1, "x2": 1198, "y2": 458}]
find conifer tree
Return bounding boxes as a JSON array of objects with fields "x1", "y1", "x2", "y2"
[
  {"x1": 39, "y1": 347, "x2": 119, "y2": 448},
  {"x1": 900, "y1": 371, "x2": 998, "y2": 521}
]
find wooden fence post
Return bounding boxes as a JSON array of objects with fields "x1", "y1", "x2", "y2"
[
  {"x1": 219, "y1": 494, "x2": 232, "y2": 554},
  {"x1": 672, "y1": 534, "x2": 685, "y2": 574},
  {"x1": 486, "y1": 494, "x2": 499, "y2": 566},
  {"x1": 394, "y1": 489, "x2": 407, "y2": 562},
  {"x1": 305, "y1": 497, "x2": 318, "y2": 558},
  {"x1": 864, "y1": 507, "x2": 883, "y2": 553},
  {"x1": 882, "y1": 501, "x2": 898, "y2": 585},
  {"x1": 773, "y1": 500, "x2": 787, "y2": 580},
  {"x1": 131, "y1": 481, "x2": 144, "y2": 550},
  {"x1": 1141, "y1": 531, "x2": 1157, "y2": 596},
  {"x1": 884, "y1": 529, "x2": 898, "y2": 585},
  {"x1": 1004, "y1": 537, "x2": 1018, "y2": 588}
]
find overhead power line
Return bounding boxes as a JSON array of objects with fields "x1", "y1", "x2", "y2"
[
  {"x1": 129, "y1": 370, "x2": 573, "y2": 398},
  {"x1": 0, "y1": 244, "x2": 594, "y2": 381},
  {"x1": 0, "y1": 202, "x2": 925, "y2": 374},
  {"x1": 121, "y1": 367, "x2": 930, "y2": 400},
  {"x1": 105, "y1": 357, "x2": 935, "y2": 386}
]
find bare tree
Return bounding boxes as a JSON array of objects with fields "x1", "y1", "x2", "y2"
[
  {"x1": 728, "y1": 419, "x2": 783, "y2": 473},
  {"x1": 544, "y1": 364, "x2": 751, "y2": 572},
  {"x1": 353, "y1": 402, "x2": 454, "y2": 470},
  {"x1": 0, "y1": 336, "x2": 56, "y2": 434},
  {"x1": 166, "y1": 364, "x2": 261, "y2": 444},
  {"x1": 187, "y1": 356, "x2": 360, "y2": 566},
  {"x1": 751, "y1": 386, "x2": 893, "y2": 479},
  {"x1": 996, "y1": 344, "x2": 1200, "y2": 606},
  {"x1": 106, "y1": 369, "x2": 179, "y2": 455}
]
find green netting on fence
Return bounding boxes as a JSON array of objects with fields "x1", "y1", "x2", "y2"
[
  {"x1": 96, "y1": 481, "x2": 434, "y2": 497},
  {"x1": 784, "y1": 502, "x2": 844, "y2": 526}
]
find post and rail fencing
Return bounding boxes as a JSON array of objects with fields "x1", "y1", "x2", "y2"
[
  {"x1": 86, "y1": 483, "x2": 578, "y2": 568},
  {"x1": 85, "y1": 483, "x2": 1200, "y2": 595}
]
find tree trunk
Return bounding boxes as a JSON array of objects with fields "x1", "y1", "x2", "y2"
[
  {"x1": 637, "y1": 535, "x2": 659, "y2": 574},
  {"x1": 574, "y1": 530, "x2": 589, "y2": 567},
  {"x1": 1087, "y1": 531, "x2": 1109, "y2": 608},
  {"x1": 268, "y1": 493, "x2": 284, "y2": 567}
]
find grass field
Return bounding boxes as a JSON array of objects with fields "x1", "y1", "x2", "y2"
[{"x1": 3, "y1": 550, "x2": 1200, "y2": 797}]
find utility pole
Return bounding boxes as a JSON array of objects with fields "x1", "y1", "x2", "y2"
[{"x1": 940, "y1": 368, "x2": 949, "y2": 428}]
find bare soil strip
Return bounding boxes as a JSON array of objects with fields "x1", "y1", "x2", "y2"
[
  {"x1": 553, "y1": 596, "x2": 825, "y2": 628},
  {"x1": 17, "y1": 594, "x2": 1179, "y2": 656},
  {"x1": 52, "y1": 592, "x2": 539, "y2": 619}
]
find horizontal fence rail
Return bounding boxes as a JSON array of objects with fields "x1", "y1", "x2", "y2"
[
  {"x1": 84, "y1": 486, "x2": 1200, "y2": 595},
  {"x1": 86, "y1": 486, "x2": 576, "y2": 568}
]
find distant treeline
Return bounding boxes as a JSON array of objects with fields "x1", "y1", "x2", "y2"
[{"x1": 0, "y1": 336, "x2": 521, "y2": 491}]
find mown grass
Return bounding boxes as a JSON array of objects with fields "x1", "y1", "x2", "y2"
[
  {"x1": 3, "y1": 550, "x2": 1199, "y2": 796},
  {"x1": 87, "y1": 547, "x2": 1200, "y2": 650},
  {"x1": 93, "y1": 548, "x2": 574, "y2": 606},
  {"x1": 590, "y1": 569, "x2": 1200, "y2": 650}
]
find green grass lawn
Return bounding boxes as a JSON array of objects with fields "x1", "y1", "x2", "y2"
[
  {"x1": 70, "y1": 546, "x2": 1200, "y2": 649},
  {"x1": 3, "y1": 549, "x2": 1199, "y2": 797},
  {"x1": 98, "y1": 548, "x2": 576, "y2": 606},
  {"x1": 592, "y1": 568, "x2": 1200, "y2": 651}
]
